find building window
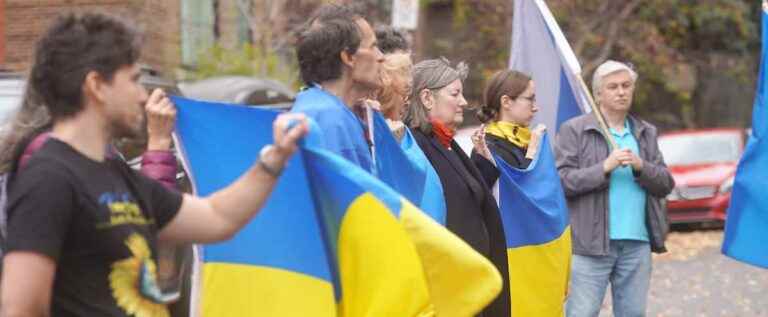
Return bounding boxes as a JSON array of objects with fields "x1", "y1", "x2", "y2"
[{"x1": 181, "y1": 0, "x2": 217, "y2": 67}]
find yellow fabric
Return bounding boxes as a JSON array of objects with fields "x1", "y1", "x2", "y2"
[
  {"x1": 200, "y1": 194, "x2": 502, "y2": 317},
  {"x1": 400, "y1": 200, "x2": 503, "y2": 317},
  {"x1": 486, "y1": 121, "x2": 531, "y2": 149},
  {"x1": 337, "y1": 193, "x2": 433, "y2": 317},
  {"x1": 337, "y1": 193, "x2": 502, "y2": 317},
  {"x1": 201, "y1": 263, "x2": 336, "y2": 317},
  {"x1": 507, "y1": 227, "x2": 572, "y2": 317}
]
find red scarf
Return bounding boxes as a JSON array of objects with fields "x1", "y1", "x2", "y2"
[{"x1": 431, "y1": 119, "x2": 455, "y2": 150}]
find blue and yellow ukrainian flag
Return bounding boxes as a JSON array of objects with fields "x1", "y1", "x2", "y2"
[
  {"x1": 173, "y1": 97, "x2": 501, "y2": 316},
  {"x1": 173, "y1": 97, "x2": 336, "y2": 316},
  {"x1": 493, "y1": 134, "x2": 571, "y2": 316},
  {"x1": 304, "y1": 143, "x2": 500, "y2": 316}
]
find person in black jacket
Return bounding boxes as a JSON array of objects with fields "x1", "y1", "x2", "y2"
[
  {"x1": 403, "y1": 58, "x2": 510, "y2": 317},
  {"x1": 471, "y1": 70, "x2": 545, "y2": 186}
]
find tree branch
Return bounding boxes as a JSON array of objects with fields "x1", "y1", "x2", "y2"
[
  {"x1": 572, "y1": 1, "x2": 613, "y2": 55},
  {"x1": 582, "y1": 0, "x2": 642, "y2": 76}
]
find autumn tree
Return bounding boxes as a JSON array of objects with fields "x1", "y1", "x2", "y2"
[
  {"x1": 415, "y1": 0, "x2": 761, "y2": 130},
  {"x1": 550, "y1": 0, "x2": 760, "y2": 130}
]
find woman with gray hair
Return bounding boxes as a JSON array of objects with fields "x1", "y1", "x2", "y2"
[{"x1": 404, "y1": 58, "x2": 510, "y2": 317}]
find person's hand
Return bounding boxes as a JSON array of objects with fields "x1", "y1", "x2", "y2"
[
  {"x1": 603, "y1": 148, "x2": 632, "y2": 173},
  {"x1": 260, "y1": 113, "x2": 309, "y2": 172},
  {"x1": 472, "y1": 125, "x2": 493, "y2": 161},
  {"x1": 623, "y1": 151, "x2": 644, "y2": 172},
  {"x1": 531, "y1": 124, "x2": 546, "y2": 140},
  {"x1": 145, "y1": 88, "x2": 177, "y2": 151},
  {"x1": 525, "y1": 124, "x2": 546, "y2": 159}
]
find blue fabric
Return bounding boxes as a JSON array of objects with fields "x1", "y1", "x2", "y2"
[
  {"x1": 398, "y1": 128, "x2": 446, "y2": 224},
  {"x1": 608, "y1": 120, "x2": 648, "y2": 241},
  {"x1": 172, "y1": 97, "x2": 332, "y2": 281},
  {"x1": 291, "y1": 86, "x2": 374, "y2": 172},
  {"x1": 722, "y1": 6, "x2": 768, "y2": 269},
  {"x1": 566, "y1": 240, "x2": 651, "y2": 317},
  {"x1": 493, "y1": 134, "x2": 570, "y2": 247},
  {"x1": 371, "y1": 113, "x2": 424, "y2": 210}
]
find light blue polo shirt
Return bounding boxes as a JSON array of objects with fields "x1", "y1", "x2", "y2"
[{"x1": 608, "y1": 120, "x2": 648, "y2": 241}]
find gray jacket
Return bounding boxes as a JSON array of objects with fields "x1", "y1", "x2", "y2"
[{"x1": 554, "y1": 113, "x2": 675, "y2": 256}]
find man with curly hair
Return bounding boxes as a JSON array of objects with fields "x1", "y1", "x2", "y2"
[{"x1": 1, "y1": 12, "x2": 307, "y2": 316}]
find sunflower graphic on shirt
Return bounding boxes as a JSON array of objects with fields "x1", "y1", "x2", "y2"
[{"x1": 109, "y1": 233, "x2": 172, "y2": 317}]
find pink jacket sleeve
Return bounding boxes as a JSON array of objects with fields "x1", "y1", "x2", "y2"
[
  {"x1": 140, "y1": 150, "x2": 178, "y2": 190},
  {"x1": 19, "y1": 132, "x2": 178, "y2": 190}
]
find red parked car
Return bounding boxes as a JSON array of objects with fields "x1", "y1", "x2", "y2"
[{"x1": 658, "y1": 128, "x2": 746, "y2": 225}]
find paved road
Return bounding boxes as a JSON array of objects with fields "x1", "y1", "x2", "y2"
[{"x1": 598, "y1": 229, "x2": 768, "y2": 316}]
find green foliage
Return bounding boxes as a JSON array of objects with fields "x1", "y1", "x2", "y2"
[{"x1": 187, "y1": 44, "x2": 299, "y2": 89}]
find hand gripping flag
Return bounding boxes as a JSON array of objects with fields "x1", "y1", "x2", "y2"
[
  {"x1": 492, "y1": 134, "x2": 572, "y2": 316},
  {"x1": 172, "y1": 96, "x2": 502, "y2": 316},
  {"x1": 722, "y1": 1, "x2": 768, "y2": 269}
]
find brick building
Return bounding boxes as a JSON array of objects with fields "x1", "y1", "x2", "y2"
[
  {"x1": 0, "y1": 0, "x2": 6, "y2": 66},
  {"x1": 0, "y1": 0, "x2": 464, "y2": 82},
  {"x1": 1, "y1": 0, "x2": 181, "y2": 76},
  {"x1": 0, "y1": 0, "x2": 260, "y2": 79}
]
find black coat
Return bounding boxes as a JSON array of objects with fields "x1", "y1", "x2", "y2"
[
  {"x1": 471, "y1": 134, "x2": 531, "y2": 188},
  {"x1": 412, "y1": 129, "x2": 510, "y2": 317}
]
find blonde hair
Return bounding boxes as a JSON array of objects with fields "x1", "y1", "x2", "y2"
[{"x1": 376, "y1": 52, "x2": 412, "y2": 119}]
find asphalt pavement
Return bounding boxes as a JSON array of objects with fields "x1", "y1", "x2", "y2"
[{"x1": 598, "y1": 229, "x2": 768, "y2": 316}]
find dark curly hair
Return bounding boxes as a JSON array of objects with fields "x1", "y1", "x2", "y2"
[
  {"x1": 297, "y1": 4, "x2": 364, "y2": 86},
  {"x1": 30, "y1": 12, "x2": 142, "y2": 120},
  {"x1": 375, "y1": 26, "x2": 409, "y2": 54},
  {"x1": 477, "y1": 70, "x2": 531, "y2": 123}
]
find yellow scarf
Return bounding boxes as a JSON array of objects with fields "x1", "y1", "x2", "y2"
[{"x1": 485, "y1": 121, "x2": 531, "y2": 149}]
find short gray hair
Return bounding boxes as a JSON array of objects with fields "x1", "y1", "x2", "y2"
[
  {"x1": 591, "y1": 60, "x2": 638, "y2": 97},
  {"x1": 404, "y1": 57, "x2": 468, "y2": 134}
]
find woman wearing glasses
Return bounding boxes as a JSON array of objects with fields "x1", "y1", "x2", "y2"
[{"x1": 472, "y1": 70, "x2": 545, "y2": 173}]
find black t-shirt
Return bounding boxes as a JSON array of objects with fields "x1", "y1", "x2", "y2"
[{"x1": 5, "y1": 138, "x2": 183, "y2": 316}]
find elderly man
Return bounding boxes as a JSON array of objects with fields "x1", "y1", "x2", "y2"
[
  {"x1": 555, "y1": 60, "x2": 674, "y2": 317},
  {"x1": 292, "y1": 4, "x2": 384, "y2": 172}
]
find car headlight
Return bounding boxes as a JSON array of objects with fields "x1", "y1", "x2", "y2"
[{"x1": 719, "y1": 176, "x2": 735, "y2": 194}]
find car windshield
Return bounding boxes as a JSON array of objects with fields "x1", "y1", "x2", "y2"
[{"x1": 659, "y1": 132, "x2": 741, "y2": 166}]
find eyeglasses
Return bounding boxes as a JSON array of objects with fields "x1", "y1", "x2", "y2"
[{"x1": 517, "y1": 94, "x2": 536, "y2": 104}]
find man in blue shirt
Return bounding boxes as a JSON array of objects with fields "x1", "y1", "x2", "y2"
[
  {"x1": 555, "y1": 60, "x2": 674, "y2": 317},
  {"x1": 292, "y1": 4, "x2": 384, "y2": 172}
]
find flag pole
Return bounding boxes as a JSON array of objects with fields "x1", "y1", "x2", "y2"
[{"x1": 573, "y1": 73, "x2": 618, "y2": 151}]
